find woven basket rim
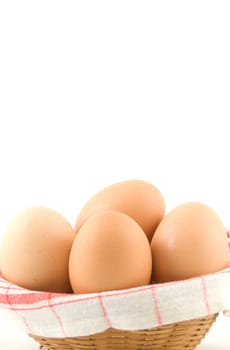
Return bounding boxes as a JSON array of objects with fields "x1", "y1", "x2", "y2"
[
  {"x1": 29, "y1": 312, "x2": 219, "y2": 338},
  {"x1": 29, "y1": 313, "x2": 218, "y2": 350}
]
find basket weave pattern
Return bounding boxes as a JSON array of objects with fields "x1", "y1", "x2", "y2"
[{"x1": 31, "y1": 313, "x2": 217, "y2": 350}]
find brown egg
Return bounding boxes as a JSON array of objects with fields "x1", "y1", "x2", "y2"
[
  {"x1": 74, "y1": 179, "x2": 165, "y2": 241},
  {"x1": 1, "y1": 207, "x2": 75, "y2": 293},
  {"x1": 151, "y1": 202, "x2": 229, "y2": 283},
  {"x1": 69, "y1": 210, "x2": 152, "y2": 293}
]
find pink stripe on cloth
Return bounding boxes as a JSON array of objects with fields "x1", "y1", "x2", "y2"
[
  {"x1": 151, "y1": 287, "x2": 162, "y2": 326},
  {"x1": 0, "y1": 282, "x2": 189, "y2": 310},
  {"x1": 5, "y1": 281, "x2": 31, "y2": 333},
  {"x1": 21, "y1": 315, "x2": 32, "y2": 333},
  {"x1": 0, "y1": 291, "x2": 54, "y2": 305},
  {"x1": 98, "y1": 295, "x2": 112, "y2": 328},
  {"x1": 48, "y1": 293, "x2": 67, "y2": 337},
  {"x1": 201, "y1": 277, "x2": 211, "y2": 315}
]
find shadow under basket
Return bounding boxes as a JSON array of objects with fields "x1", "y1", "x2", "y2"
[{"x1": 30, "y1": 313, "x2": 217, "y2": 350}]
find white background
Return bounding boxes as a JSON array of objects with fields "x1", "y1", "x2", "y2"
[{"x1": 0, "y1": 1, "x2": 230, "y2": 349}]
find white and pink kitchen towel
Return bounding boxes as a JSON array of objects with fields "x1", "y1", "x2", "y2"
[{"x1": 0, "y1": 232, "x2": 230, "y2": 338}]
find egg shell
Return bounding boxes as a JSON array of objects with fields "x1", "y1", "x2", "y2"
[
  {"x1": 151, "y1": 202, "x2": 229, "y2": 283},
  {"x1": 69, "y1": 210, "x2": 152, "y2": 294},
  {"x1": 1, "y1": 206, "x2": 75, "y2": 293},
  {"x1": 74, "y1": 179, "x2": 165, "y2": 241}
]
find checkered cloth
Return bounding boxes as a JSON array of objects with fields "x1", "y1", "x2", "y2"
[{"x1": 0, "y1": 232, "x2": 230, "y2": 338}]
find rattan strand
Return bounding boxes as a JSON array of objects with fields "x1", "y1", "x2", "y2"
[{"x1": 30, "y1": 313, "x2": 217, "y2": 350}]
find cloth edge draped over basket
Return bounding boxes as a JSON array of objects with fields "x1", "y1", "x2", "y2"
[{"x1": 1, "y1": 266, "x2": 230, "y2": 338}]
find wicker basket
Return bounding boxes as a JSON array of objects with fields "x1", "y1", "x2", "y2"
[{"x1": 30, "y1": 313, "x2": 217, "y2": 350}]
